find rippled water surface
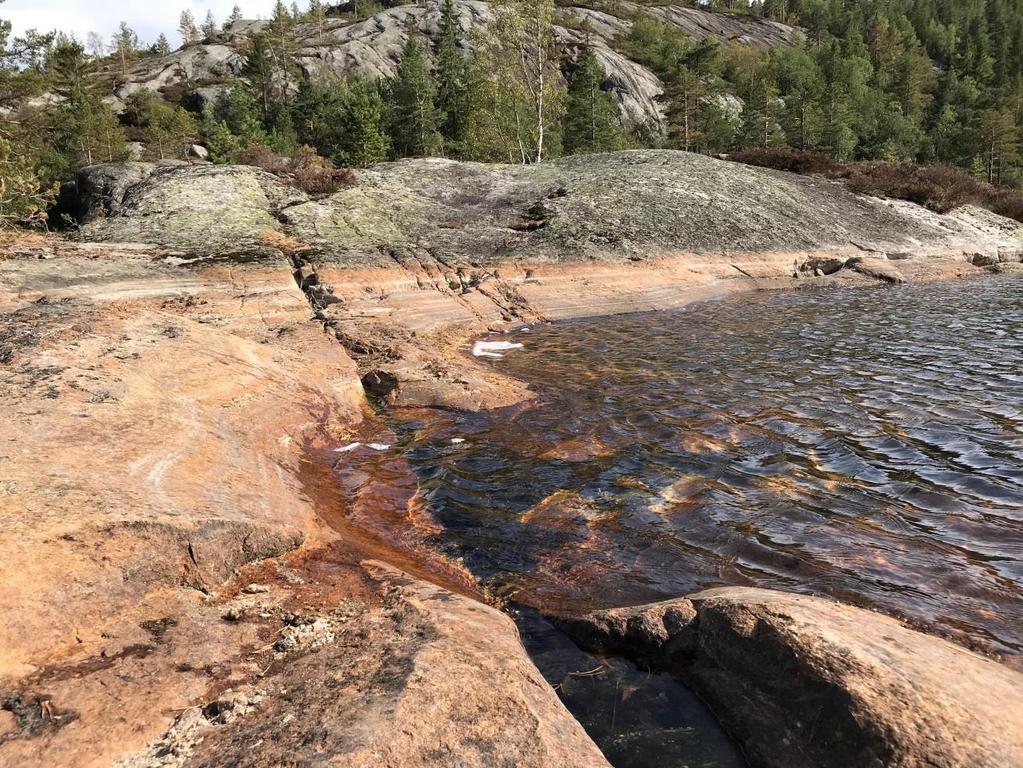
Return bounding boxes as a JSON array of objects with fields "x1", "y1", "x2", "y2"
[{"x1": 360, "y1": 277, "x2": 1023, "y2": 662}]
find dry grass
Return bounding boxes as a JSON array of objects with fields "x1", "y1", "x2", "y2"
[
  {"x1": 727, "y1": 147, "x2": 1023, "y2": 222},
  {"x1": 235, "y1": 144, "x2": 356, "y2": 196},
  {"x1": 257, "y1": 228, "x2": 313, "y2": 256}
]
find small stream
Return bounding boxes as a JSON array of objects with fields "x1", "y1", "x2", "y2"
[{"x1": 333, "y1": 276, "x2": 1023, "y2": 765}]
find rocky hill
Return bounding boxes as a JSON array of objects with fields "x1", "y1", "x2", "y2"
[{"x1": 110, "y1": 1, "x2": 795, "y2": 131}]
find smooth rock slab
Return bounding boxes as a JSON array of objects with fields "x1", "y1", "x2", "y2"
[{"x1": 560, "y1": 587, "x2": 1023, "y2": 768}]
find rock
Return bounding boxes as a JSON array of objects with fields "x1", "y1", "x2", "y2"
[
  {"x1": 845, "y1": 255, "x2": 906, "y2": 283},
  {"x1": 971, "y1": 251, "x2": 1001, "y2": 267},
  {"x1": 74, "y1": 162, "x2": 157, "y2": 223},
  {"x1": 801, "y1": 255, "x2": 847, "y2": 275},
  {"x1": 240, "y1": 583, "x2": 271, "y2": 594},
  {"x1": 80, "y1": 164, "x2": 307, "y2": 252},
  {"x1": 126, "y1": 142, "x2": 146, "y2": 161},
  {"x1": 561, "y1": 587, "x2": 1023, "y2": 768},
  {"x1": 187, "y1": 144, "x2": 209, "y2": 162}
]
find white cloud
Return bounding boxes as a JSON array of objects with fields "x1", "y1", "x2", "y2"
[{"x1": 5, "y1": 0, "x2": 280, "y2": 48}]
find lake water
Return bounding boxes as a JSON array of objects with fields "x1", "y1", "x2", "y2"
[{"x1": 333, "y1": 275, "x2": 1023, "y2": 765}]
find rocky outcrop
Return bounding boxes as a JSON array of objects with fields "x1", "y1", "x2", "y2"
[
  {"x1": 561, "y1": 588, "x2": 1023, "y2": 768},
  {"x1": 74, "y1": 150, "x2": 1023, "y2": 408},
  {"x1": 110, "y1": 1, "x2": 795, "y2": 131},
  {"x1": 0, "y1": 234, "x2": 606, "y2": 767}
]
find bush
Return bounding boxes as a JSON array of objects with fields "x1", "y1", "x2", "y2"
[
  {"x1": 842, "y1": 162, "x2": 984, "y2": 214},
  {"x1": 727, "y1": 147, "x2": 841, "y2": 176},
  {"x1": 289, "y1": 146, "x2": 356, "y2": 195},
  {"x1": 233, "y1": 144, "x2": 355, "y2": 196},
  {"x1": 726, "y1": 148, "x2": 1023, "y2": 223},
  {"x1": 233, "y1": 143, "x2": 290, "y2": 175}
]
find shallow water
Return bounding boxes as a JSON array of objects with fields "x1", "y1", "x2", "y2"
[
  {"x1": 378, "y1": 276, "x2": 1023, "y2": 661},
  {"x1": 327, "y1": 276, "x2": 1023, "y2": 764}
]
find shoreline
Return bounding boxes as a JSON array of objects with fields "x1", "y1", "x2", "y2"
[{"x1": 4, "y1": 147, "x2": 1023, "y2": 764}]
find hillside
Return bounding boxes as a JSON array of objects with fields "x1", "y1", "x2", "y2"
[{"x1": 108, "y1": 1, "x2": 795, "y2": 132}]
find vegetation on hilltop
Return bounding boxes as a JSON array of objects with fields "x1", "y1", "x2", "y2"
[{"x1": 1, "y1": 0, "x2": 1023, "y2": 227}]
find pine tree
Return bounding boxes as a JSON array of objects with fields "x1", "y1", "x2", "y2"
[
  {"x1": 433, "y1": 0, "x2": 468, "y2": 149},
  {"x1": 563, "y1": 46, "x2": 624, "y2": 154},
  {"x1": 144, "y1": 100, "x2": 199, "y2": 159},
  {"x1": 307, "y1": 0, "x2": 328, "y2": 39},
  {"x1": 386, "y1": 37, "x2": 442, "y2": 157},
  {"x1": 201, "y1": 11, "x2": 218, "y2": 42},
  {"x1": 223, "y1": 85, "x2": 268, "y2": 146},
  {"x1": 178, "y1": 10, "x2": 200, "y2": 45},
  {"x1": 334, "y1": 76, "x2": 389, "y2": 167},
  {"x1": 154, "y1": 33, "x2": 171, "y2": 55},
  {"x1": 201, "y1": 106, "x2": 241, "y2": 163},
  {"x1": 112, "y1": 22, "x2": 138, "y2": 75},
  {"x1": 225, "y1": 5, "x2": 244, "y2": 30}
]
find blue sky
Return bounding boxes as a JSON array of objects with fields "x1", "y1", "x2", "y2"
[{"x1": 5, "y1": 0, "x2": 280, "y2": 48}]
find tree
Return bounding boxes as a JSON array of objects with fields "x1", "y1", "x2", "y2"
[
  {"x1": 563, "y1": 46, "x2": 624, "y2": 154},
  {"x1": 200, "y1": 106, "x2": 241, "y2": 163},
  {"x1": 123, "y1": 90, "x2": 198, "y2": 159},
  {"x1": 154, "y1": 33, "x2": 171, "y2": 55},
  {"x1": 385, "y1": 37, "x2": 442, "y2": 157},
  {"x1": 433, "y1": 0, "x2": 468, "y2": 149},
  {"x1": 201, "y1": 11, "x2": 218, "y2": 42},
  {"x1": 468, "y1": 0, "x2": 565, "y2": 163},
  {"x1": 307, "y1": 0, "x2": 328, "y2": 40},
  {"x1": 178, "y1": 10, "x2": 200, "y2": 45},
  {"x1": 111, "y1": 21, "x2": 138, "y2": 75},
  {"x1": 979, "y1": 107, "x2": 1019, "y2": 185},
  {"x1": 335, "y1": 77, "x2": 390, "y2": 166},
  {"x1": 223, "y1": 85, "x2": 268, "y2": 146},
  {"x1": 225, "y1": 5, "x2": 244, "y2": 30},
  {"x1": 85, "y1": 31, "x2": 105, "y2": 58}
]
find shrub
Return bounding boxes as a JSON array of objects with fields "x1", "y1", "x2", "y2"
[
  {"x1": 233, "y1": 143, "x2": 289, "y2": 175},
  {"x1": 726, "y1": 148, "x2": 1023, "y2": 223},
  {"x1": 841, "y1": 162, "x2": 984, "y2": 214},
  {"x1": 233, "y1": 144, "x2": 355, "y2": 196},
  {"x1": 727, "y1": 147, "x2": 841, "y2": 176},
  {"x1": 289, "y1": 146, "x2": 356, "y2": 195}
]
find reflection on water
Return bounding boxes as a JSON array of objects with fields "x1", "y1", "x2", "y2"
[{"x1": 344, "y1": 276, "x2": 1023, "y2": 662}]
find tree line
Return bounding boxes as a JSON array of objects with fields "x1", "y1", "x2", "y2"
[{"x1": 1, "y1": 0, "x2": 1022, "y2": 227}]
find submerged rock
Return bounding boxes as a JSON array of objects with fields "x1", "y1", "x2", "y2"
[{"x1": 560, "y1": 587, "x2": 1023, "y2": 768}]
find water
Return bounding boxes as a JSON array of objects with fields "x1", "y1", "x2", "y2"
[{"x1": 330, "y1": 276, "x2": 1023, "y2": 765}]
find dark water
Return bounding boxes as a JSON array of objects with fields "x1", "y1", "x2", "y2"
[
  {"x1": 388, "y1": 277, "x2": 1023, "y2": 660},
  {"x1": 333, "y1": 276, "x2": 1023, "y2": 767}
]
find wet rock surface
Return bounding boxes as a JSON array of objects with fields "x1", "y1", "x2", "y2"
[{"x1": 561, "y1": 588, "x2": 1023, "y2": 768}]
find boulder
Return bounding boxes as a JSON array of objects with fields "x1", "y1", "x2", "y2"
[
  {"x1": 560, "y1": 588, "x2": 1023, "y2": 768},
  {"x1": 187, "y1": 143, "x2": 210, "y2": 162},
  {"x1": 80, "y1": 164, "x2": 307, "y2": 253},
  {"x1": 845, "y1": 255, "x2": 906, "y2": 283},
  {"x1": 74, "y1": 162, "x2": 157, "y2": 223}
]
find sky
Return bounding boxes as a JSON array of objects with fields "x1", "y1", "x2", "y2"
[{"x1": 5, "y1": 0, "x2": 280, "y2": 48}]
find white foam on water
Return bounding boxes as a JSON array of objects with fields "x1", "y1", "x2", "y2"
[
  {"x1": 335, "y1": 442, "x2": 362, "y2": 453},
  {"x1": 473, "y1": 340, "x2": 524, "y2": 357},
  {"x1": 367, "y1": 443, "x2": 391, "y2": 451},
  {"x1": 450, "y1": 438, "x2": 466, "y2": 444}
]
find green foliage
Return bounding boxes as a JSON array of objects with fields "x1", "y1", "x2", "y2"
[
  {"x1": 433, "y1": 0, "x2": 469, "y2": 150},
  {"x1": 123, "y1": 90, "x2": 198, "y2": 159},
  {"x1": 178, "y1": 10, "x2": 200, "y2": 45},
  {"x1": 0, "y1": 133, "x2": 55, "y2": 227},
  {"x1": 291, "y1": 76, "x2": 389, "y2": 167},
  {"x1": 466, "y1": 0, "x2": 566, "y2": 163},
  {"x1": 385, "y1": 37, "x2": 442, "y2": 158},
  {"x1": 563, "y1": 46, "x2": 625, "y2": 154}
]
